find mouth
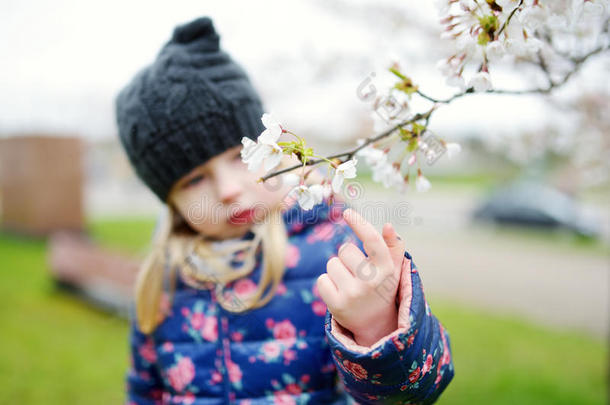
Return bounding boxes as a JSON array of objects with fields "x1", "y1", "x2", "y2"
[{"x1": 229, "y1": 208, "x2": 256, "y2": 225}]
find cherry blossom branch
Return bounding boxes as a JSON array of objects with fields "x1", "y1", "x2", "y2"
[
  {"x1": 240, "y1": 0, "x2": 609, "y2": 211},
  {"x1": 256, "y1": 40, "x2": 605, "y2": 191},
  {"x1": 416, "y1": 42, "x2": 607, "y2": 103},
  {"x1": 496, "y1": 0, "x2": 524, "y2": 38},
  {"x1": 493, "y1": 44, "x2": 608, "y2": 95},
  {"x1": 258, "y1": 109, "x2": 434, "y2": 182}
]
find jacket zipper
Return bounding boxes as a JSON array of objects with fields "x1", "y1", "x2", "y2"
[{"x1": 211, "y1": 290, "x2": 233, "y2": 404}]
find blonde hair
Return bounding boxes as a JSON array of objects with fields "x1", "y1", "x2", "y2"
[{"x1": 134, "y1": 203, "x2": 288, "y2": 334}]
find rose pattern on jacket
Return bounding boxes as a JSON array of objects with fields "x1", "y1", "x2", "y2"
[{"x1": 126, "y1": 197, "x2": 454, "y2": 404}]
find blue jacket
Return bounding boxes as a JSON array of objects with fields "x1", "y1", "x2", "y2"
[{"x1": 126, "y1": 197, "x2": 454, "y2": 404}]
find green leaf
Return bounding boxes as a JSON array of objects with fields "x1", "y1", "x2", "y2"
[
  {"x1": 478, "y1": 31, "x2": 490, "y2": 46},
  {"x1": 407, "y1": 138, "x2": 418, "y2": 152},
  {"x1": 389, "y1": 66, "x2": 407, "y2": 80}
]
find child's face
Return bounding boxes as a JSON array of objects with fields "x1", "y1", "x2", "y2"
[{"x1": 168, "y1": 144, "x2": 297, "y2": 240}]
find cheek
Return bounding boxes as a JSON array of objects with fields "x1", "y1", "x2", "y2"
[
  {"x1": 249, "y1": 176, "x2": 292, "y2": 207},
  {"x1": 173, "y1": 189, "x2": 215, "y2": 226}
]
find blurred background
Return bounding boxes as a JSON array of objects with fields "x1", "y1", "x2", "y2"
[{"x1": 0, "y1": 0, "x2": 608, "y2": 404}]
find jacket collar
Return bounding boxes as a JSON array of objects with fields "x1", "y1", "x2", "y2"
[
  {"x1": 282, "y1": 194, "x2": 344, "y2": 236},
  {"x1": 235, "y1": 194, "x2": 345, "y2": 242}
]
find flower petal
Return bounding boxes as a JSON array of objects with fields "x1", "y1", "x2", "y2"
[
  {"x1": 331, "y1": 172, "x2": 344, "y2": 194},
  {"x1": 263, "y1": 149, "x2": 283, "y2": 173}
]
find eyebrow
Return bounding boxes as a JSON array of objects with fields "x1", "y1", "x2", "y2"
[
  {"x1": 179, "y1": 148, "x2": 241, "y2": 188},
  {"x1": 179, "y1": 167, "x2": 206, "y2": 188}
]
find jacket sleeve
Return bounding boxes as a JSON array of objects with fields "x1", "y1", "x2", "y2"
[
  {"x1": 125, "y1": 308, "x2": 165, "y2": 405},
  {"x1": 325, "y1": 221, "x2": 454, "y2": 404}
]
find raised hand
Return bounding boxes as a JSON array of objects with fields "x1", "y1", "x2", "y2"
[{"x1": 316, "y1": 208, "x2": 407, "y2": 347}]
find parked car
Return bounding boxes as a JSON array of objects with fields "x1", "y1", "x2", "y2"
[{"x1": 472, "y1": 179, "x2": 601, "y2": 238}]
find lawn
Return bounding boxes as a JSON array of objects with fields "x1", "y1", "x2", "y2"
[{"x1": 0, "y1": 216, "x2": 606, "y2": 404}]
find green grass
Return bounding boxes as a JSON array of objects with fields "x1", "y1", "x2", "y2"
[
  {"x1": 469, "y1": 222, "x2": 610, "y2": 258},
  {"x1": 355, "y1": 169, "x2": 510, "y2": 194},
  {"x1": 86, "y1": 215, "x2": 157, "y2": 256},
  {"x1": 0, "y1": 232, "x2": 128, "y2": 405},
  {"x1": 0, "y1": 218, "x2": 607, "y2": 404},
  {"x1": 429, "y1": 296, "x2": 607, "y2": 405}
]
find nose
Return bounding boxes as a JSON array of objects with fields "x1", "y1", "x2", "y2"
[{"x1": 213, "y1": 167, "x2": 242, "y2": 204}]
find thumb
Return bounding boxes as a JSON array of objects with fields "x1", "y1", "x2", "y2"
[{"x1": 382, "y1": 222, "x2": 405, "y2": 271}]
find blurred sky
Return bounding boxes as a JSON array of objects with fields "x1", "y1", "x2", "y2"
[{"x1": 1, "y1": 0, "x2": 608, "y2": 142}]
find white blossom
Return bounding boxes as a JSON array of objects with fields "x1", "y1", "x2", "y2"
[
  {"x1": 386, "y1": 140, "x2": 410, "y2": 163},
  {"x1": 263, "y1": 144, "x2": 283, "y2": 172},
  {"x1": 504, "y1": 38, "x2": 527, "y2": 56},
  {"x1": 546, "y1": 14, "x2": 568, "y2": 30},
  {"x1": 446, "y1": 74, "x2": 466, "y2": 90},
  {"x1": 416, "y1": 174, "x2": 432, "y2": 192},
  {"x1": 582, "y1": 1, "x2": 606, "y2": 16},
  {"x1": 356, "y1": 145, "x2": 407, "y2": 189},
  {"x1": 372, "y1": 162, "x2": 404, "y2": 188},
  {"x1": 240, "y1": 113, "x2": 286, "y2": 173},
  {"x1": 434, "y1": 0, "x2": 451, "y2": 16},
  {"x1": 331, "y1": 158, "x2": 358, "y2": 193},
  {"x1": 432, "y1": 0, "x2": 606, "y2": 94},
  {"x1": 495, "y1": 0, "x2": 515, "y2": 8},
  {"x1": 459, "y1": 0, "x2": 477, "y2": 11},
  {"x1": 406, "y1": 153, "x2": 417, "y2": 166},
  {"x1": 259, "y1": 113, "x2": 283, "y2": 143},
  {"x1": 455, "y1": 34, "x2": 477, "y2": 57},
  {"x1": 240, "y1": 136, "x2": 270, "y2": 172},
  {"x1": 320, "y1": 183, "x2": 332, "y2": 199},
  {"x1": 467, "y1": 71, "x2": 492, "y2": 92},
  {"x1": 356, "y1": 146, "x2": 387, "y2": 167},
  {"x1": 288, "y1": 184, "x2": 326, "y2": 210},
  {"x1": 486, "y1": 41, "x2": 506, "y2": 61},
  {"x1": 436, "y1": 58, "x2": 453, "y2": 76},
  {"x1": 445, "y1": 142, "x2": 462, "y2": 159},
  {"x1": 524, "y1": 38, "x2": 543, "y2": 55},
  {"x1": 282, "y1": 173, "x2": 300, "y2": 187},
  {"x1": 240, "y1": 136, "x2": 258, "y2": 163},
  {"x1": 518, "y1": 6, "x2": 547, "y2": 30}
]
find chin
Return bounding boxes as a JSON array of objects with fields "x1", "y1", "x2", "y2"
[{"x1": 220, "y1": 225, "x2": 251, "y2": 240}]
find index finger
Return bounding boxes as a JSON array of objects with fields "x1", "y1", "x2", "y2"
[{"x1": 342, "y1": 208, "x2": 392, "y2": 269}]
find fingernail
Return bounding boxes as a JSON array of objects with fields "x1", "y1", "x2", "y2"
[
  {"x1": 345, "y1": 208, "x2": 355, "y2": 221},
  {"x1": 389, "y1": 223, "x2": 400, "y2": 239}
]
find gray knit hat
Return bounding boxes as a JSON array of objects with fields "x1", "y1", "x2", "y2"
[{"x1": 115, "y1": 16, "x2": 266, "y2": 203}]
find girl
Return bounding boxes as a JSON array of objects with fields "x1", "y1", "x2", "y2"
[{"x1": 115, "y1": 16, "x2": 454, "y2": 405}]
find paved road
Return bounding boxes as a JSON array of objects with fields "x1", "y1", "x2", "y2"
[{"x1": 351, "y1": 183, "x2": 609, "y2": 338}]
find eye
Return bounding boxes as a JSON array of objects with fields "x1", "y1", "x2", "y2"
[{"x1": 184, "y1": 174, "x2": 205, "y2": 188}]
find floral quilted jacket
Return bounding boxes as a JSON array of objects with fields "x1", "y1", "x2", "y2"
[{"x1": 125, "y1": 197, "x2": 454, "y2": 404}]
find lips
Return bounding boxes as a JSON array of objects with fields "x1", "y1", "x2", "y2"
[{"x1": 229, "y1": 208, "x2": 256, "y2": 225}]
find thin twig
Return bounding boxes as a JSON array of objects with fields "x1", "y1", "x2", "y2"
[
  {"x1": 258, "y1": 109, "x2": 433, "y2": 182},
  {"x1": 259, "y1": 23, "x2": 607, "y2": 183},
  {"x1": 496, "y1": 0, "x2": 524, "y2": 38}
]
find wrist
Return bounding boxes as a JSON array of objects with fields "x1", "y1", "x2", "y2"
[{"x1": 351, "y1": 309, "x2": 398, "y2": 347}]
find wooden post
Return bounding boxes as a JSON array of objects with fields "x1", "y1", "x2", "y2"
[{"x1": 0, "y1": 135, "x2": 84, "y2": 236}]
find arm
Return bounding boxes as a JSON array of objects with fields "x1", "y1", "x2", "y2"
[
  {"x1": 125, "y1": 307, "x2": 165, "y2": 405},
  {"x1": 324, "y1": 250, "x2": 454, "y2": 404},
  {"x1": 319, "y1": 207, "x2": 454, "y2": 404}
]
